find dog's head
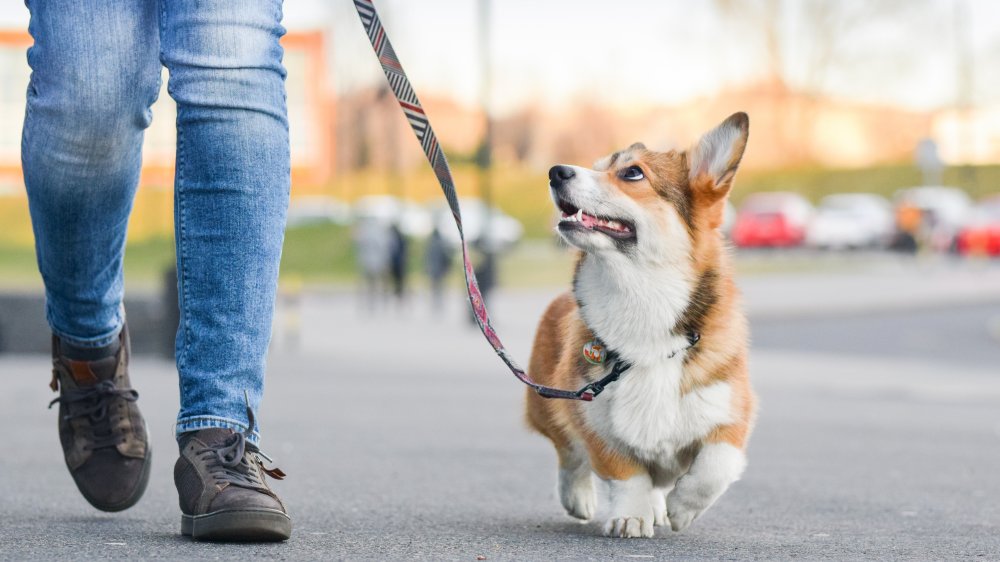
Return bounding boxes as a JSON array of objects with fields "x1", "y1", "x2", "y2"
[{"x1": 549, "y1": 112, "x2": 749, "y2": 264}]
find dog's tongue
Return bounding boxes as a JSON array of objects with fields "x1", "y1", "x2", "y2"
[{"x1": 580, "y1": 212, "x2": 598, "y2": 229}]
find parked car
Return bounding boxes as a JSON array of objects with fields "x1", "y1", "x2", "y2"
[
  {"x1": 731, "y1": 192, "x2": 813, "y2": 248},
  {"x1": 286, "y1": 195, "x2": 351, "y2": 227},
  {"x1": 805, "y1": 193, "x2": 894, "y2": 250},
  {"x1": 432, "y1": 198, "x2": 523, "y2": 252},
  {"x1": 893, "y1": 186, "x2": 973, "y2": 252},
  {"x1": 956, "y1": 195, "x2": 1000, "y2": 257},
  {"x1": 353, "y1": 195, "x2": 433, "y2": 237}
]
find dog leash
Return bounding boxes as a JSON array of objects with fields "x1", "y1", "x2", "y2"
[{"x1": 353, "y1": 0, "x2": 696, "y2": 400}]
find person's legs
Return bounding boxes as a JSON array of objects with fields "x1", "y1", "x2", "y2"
[
  {"x1": 23, "y1": 0, "x2": 161, "y2": 346},
  {"x1": 159, "y1": 0, "x2": 290, "y2": 440},
  {"x1": 22, "y1": 0, "x2": 160, "y2": 512},
  {"x1": 160, "y1": 0, "x2": 291, "y2": 541}
]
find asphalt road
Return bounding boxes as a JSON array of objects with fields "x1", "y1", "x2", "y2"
[
  {"x1": 1, "y1": 281, "x2": 998, "y2": 560},
  {"x1": 753, "y1": 301, "x2": 1000, "y2": 369}
]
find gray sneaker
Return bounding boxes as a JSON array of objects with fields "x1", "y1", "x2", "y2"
[
  {"x1": 174, "y1": 417, "x2": 291, "y2": 541},
  {"x1": 48, "y1": 327, "x2": 151, "y2": 512}
]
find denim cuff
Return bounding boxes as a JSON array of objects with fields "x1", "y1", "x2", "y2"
[
  {"x1": 175, "y1": 415, "x2": 261, "y2": 444},
  {"x1": 49, "y1": 321, "x2": 123, "y2": 349}
]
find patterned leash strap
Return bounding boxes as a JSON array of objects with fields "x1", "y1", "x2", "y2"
[{"x1": 354, "y1": 0, "x2": 595, "y2": 401}]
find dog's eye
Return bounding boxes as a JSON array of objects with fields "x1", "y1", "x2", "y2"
[{"x1": 620, "y1": 166, "x2": 644, "y2": 181}]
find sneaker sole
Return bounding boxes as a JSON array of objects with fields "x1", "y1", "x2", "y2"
[{"x1": 181, "y1": 509, "x2": 292, "y2": 541}]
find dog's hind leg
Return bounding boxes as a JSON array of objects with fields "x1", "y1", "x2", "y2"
[{"x1": 556, "y1": 439, "x2": 596, "y2": 521}]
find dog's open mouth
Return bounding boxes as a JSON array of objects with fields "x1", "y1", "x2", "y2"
[{"x1": 556, "y1": 198, "x2": 636, "y2": 240}]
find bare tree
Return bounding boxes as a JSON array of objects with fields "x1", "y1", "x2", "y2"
[
  {"x1": 712, "y1": 0, "x2": 925, "y2": 163},
  {"x1": 713, "y1": 0, "x2": 914, "y2": 94}
]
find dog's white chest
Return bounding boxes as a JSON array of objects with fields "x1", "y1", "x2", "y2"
[{"x1": 584, "y1": 360, "x2": 732, "y2": 462}]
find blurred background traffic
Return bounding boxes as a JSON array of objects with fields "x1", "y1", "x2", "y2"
[{"x1": 1, "y1": 0, "x2": 1000, "y2": 346}]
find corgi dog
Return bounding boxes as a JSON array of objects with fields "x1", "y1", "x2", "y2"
[{"x1": 525, "y1": 113, "x2": 756, "y2": 538}]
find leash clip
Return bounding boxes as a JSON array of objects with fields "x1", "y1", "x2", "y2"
[{"x1": 576, "y1": 360, "x2": 631, "y2": 400}]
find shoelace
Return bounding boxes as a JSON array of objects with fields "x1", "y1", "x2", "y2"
[
  {"x1": 196, "y1": 405, "x2": 286, "y2": 491},
  {"x1": 48, "y1": 380, "x2": 139, "y2": 450}
]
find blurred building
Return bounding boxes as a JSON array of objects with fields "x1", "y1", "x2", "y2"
[
  {"x1": 934, "y1": 106, "x2": 1000, "y2": 165},
  {"x1": 489, "y1": 79, "x2": 955, "y2": 171},
  {"x1": 333, "y1": 76, "x2": 1000, "y2": 176},
  {"x1": 0, "y1": 30, "x2": 29, "y2": 196},
  {"x1": 0, "y1": 30, "x2": 334, "y2": 199},
  {"x1": 335, "y1": 87, "x2": 484, "y2": 174}
]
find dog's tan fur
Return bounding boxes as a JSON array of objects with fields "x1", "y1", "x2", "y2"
[{"x1": 525, "y1": 113, "x2": 755, "y2": 536}]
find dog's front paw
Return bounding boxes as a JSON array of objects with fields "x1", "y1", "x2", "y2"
[
  {"x1": 559, "y1": 468, "x2": 596, "y2": 520},
  {"x1": 666, "y1": 443, "x2": 747, "y2": 532},
  {"x1": 603, "y1": 516, "x2": 654, "y2": 538},
  {"x1": 666, "y1": 499, "x2": 700, "y2": 532},
  {"x1": 561, "y1": 483, "x2": 596, "y2": 521},
  {"x1": 604, "y1": 474, "x2": 656, "y2": 537}
]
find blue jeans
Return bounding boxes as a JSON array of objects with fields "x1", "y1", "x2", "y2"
[{"x1": 21, "y1": 0, "x2": 289, "y2": 442}]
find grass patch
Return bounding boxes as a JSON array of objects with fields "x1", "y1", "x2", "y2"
[
  {"x1": 328, "y1": 166, "x2": 557, "y2": 239},
  {"x1": 123, "y1": 237, "x2": 175, "y2": 287},
  {"x1": 497, "y1": 240, "x2": 576, "y2": 288},
  {"x1": 0, "y1": 244, "x2": 40, "y2": 289},
  {"x1": 2, "y1": 162, "x2": 996, "y2": 290},
  {"x1": 278, "y1": 223, "x2": 357, "y2": 283},
  {"x1": 0, "y1": 237, "x2": 176, "y2": 291}
]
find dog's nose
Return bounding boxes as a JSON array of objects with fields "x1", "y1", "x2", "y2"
[{"x1": 548, "y1": 165, "x2": 575, "y2": 187}]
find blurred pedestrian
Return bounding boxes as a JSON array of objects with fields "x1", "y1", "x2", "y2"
[
  {"x1": 21, "y1": 0, "x2": 291, "y2": 541},
  {"x1": 354, "y1": 218, "x2": 392, "y2": 310},
  {"x1": 424, "y1": 226, "x2": 453, "y2": 313},
  {"x1": 476, "y1": 251, "x2": 497, "y2": 305},
  {"x1": 277, "y1": 276, "x2": 304, "y2": 351},
  {"x1": 389, "y1": 222, "x2": 409, "y2": 303},
  {"x1": 891, "y1": 202, "x2": 921, "y2": 254},
  {"x1": 468, "y1": 243, "x2": 497, "y2": 326}
]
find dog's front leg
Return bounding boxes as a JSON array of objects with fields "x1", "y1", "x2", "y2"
[
  {"x1": 666, "y1": 441, "x2": 746, "y2": 531},
  {"x1": 587, "y1": 442, "x2": 654, "y2": 538},
  {"x1": 604, "y1": 473, "x2": 656, "y2": 538}
]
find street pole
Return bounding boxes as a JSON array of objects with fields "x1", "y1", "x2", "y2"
[
  {"x1": 954, "y1": 0, "x2": 976, "y2": 192},
  {"x1": 476, "y1": 0, "x2": 498, "y2": 300},
  {"x1": 478, "y1": 0, "x2": 494, "y2": 229}
]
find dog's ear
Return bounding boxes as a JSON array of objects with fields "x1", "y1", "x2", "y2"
[
  {"x1": 687, "y1": 112, "x2": 749, "y2": 228},
  {"x1": 688, "y1": 112, "x2": 749, "y2": 195}
]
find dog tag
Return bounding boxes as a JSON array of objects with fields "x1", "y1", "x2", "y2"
[{"x1": 582, "y1": 340, "x2": 606, "y2": 365}]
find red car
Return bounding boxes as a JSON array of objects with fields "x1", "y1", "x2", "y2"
[
  {"x1": 732, "y1": 193, "x2": 813, "y2": 248},
  {"x1": 956, "y1": 196, "x2": 1000, "y2": 257}
]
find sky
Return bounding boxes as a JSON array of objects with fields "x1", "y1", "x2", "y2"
[{"x1": 3, "y1": 0, "x2": 1000, "y2": 115}]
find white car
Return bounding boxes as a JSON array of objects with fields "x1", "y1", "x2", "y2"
[
  {"x1": 806, "y1": 193, "x2": 894, "y2": 250},
  {"x1": 352, "y1": 195, "x2": 433, "y2": 237},
  {"x1": 286, "y1": 195, "x2": 351, "y2": 227},
  {"x1": 431, "y1": 198, "x2": 524, "y2": 252}
]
